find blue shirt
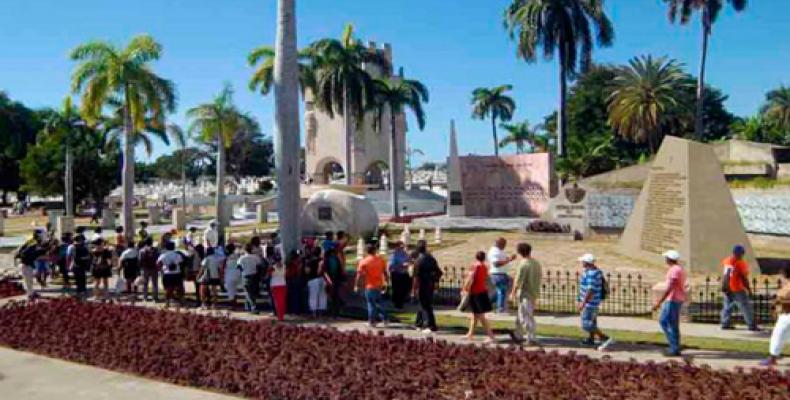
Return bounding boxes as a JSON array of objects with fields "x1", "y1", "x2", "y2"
[
  {"x1": 388, "y1": 249, "x2": 410, "y2": 274},
  {"x1": 578, "y1": 268, "x2": 603, "y2": 308},
  {"x1": 321, "y1": 240, "x2": 336, "y2": 253}
]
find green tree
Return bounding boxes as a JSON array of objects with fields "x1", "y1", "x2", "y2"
[
  {"x1": 369, "y1": 77, "x2": 429, "y2": 218},
  {"x1": 0, "y1": 91, "x2": 43, "y2": 203},
  {"x1": 499, "y1": 120, "x2": 548, "y2": 154},
  {"x1": 505, "y1": 0, "x2": 614, "y2": 159},
  {"x1": 664, "y1": 0, "x2": 747, "y2": 139},
  {"x1": 187, "y1": 84, "x2": 255, "y2": 245},
  {"x1": 555, "y1": 133, "x2": 619, "y2": 182},
  {"x1": 729, "y1": 116, "x2": 774, "y2": 143},
  {"x1": 70, "y1": 35, "x2": 176, "y2": 242},
  {"x1": 310, "y1": 23, "x2": 390, "y2": 184},
  {"x1": 761, "y1": 86, "x2": 790, "y2": 135},
  {"x1": 471, "y1": 85, "x2": 516, "y2": 156},
  {"x1": 150, "y1": 148, "x2": 209, "y2": 183},
  {"x1": 608, "y1": 55, "x2": 693, "y2": 154},
  {"x1": 248, "y1": 46, "x2": 317, "y2": 96}
]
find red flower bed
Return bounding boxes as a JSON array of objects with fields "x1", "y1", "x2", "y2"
[
  {"x1": 0, "y1": 278, "x2": 25, "y2": 299},
  {"x1": 0, "y1": 299, "x2": 787, "y2": 399}
]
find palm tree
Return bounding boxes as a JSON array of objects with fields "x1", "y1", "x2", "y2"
[
  {"x1": 369, "y1": 77, "x2": 429, "y2": 219},
  {"x1": 498, "y1": 120, "x2": 548, "y2": 154},
  {"x1": 310, "y1": 24, "x2": 390, "y2": 184},
  {"x1": 273, "y1": 0, "x2": 302, "y2": 257},
  {"x1": 505, "y1": 0, "x2": 614, "y2": 159},
  {"x1": 41, "y1": 97, "x2": 87, "y2": 216},
  {"x1": 248, "y1": 46, "x2": 317, "y2": 97},
  {"x1": 761, "y1": 86, "x2": 790, "y2": 133},
  {"x1": 664, "y1": 0, "x2": 747, "y2": 140},
  {"x1": 187, "y1": 84, "x2": 255, "y2": 247},
  {"x1": 730, "y1": 116, "x2": 769, "y2": 142},
  {"x1": 167, "y1": 124, "x2": 191, "y2": 218},
  {"x1": 70, "y1": 35, "x2": 176, "y2": 243},
  {"x1": 471, "y1": 85, "x2": 516, "y2": 156},
  {"x1": 99, "y1": 102, "x2": 170, "y2": 157},
  {"x1": 607, "y1": 55, "x2": 692, "y2": 154}
]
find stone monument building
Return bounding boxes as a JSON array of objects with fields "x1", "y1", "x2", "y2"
[{"x1": 304, "y1": 42, "x2": 406, "y2": 188}]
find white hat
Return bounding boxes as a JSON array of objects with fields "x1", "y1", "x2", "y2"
[
  {"x1": 662, "y1": 250, "x2": 681, "y2": 261},
  {"x1": 578, "y1": 253, "x2": 596, "y2": 264}
]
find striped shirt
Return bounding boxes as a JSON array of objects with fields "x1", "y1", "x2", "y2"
[{"x1": 578, "y1": 268, "x2": 603, "y2": 308}]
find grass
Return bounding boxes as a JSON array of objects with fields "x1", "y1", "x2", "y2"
[{"x1": 728, "y1": 177, "x2": 790, "y2": 189}]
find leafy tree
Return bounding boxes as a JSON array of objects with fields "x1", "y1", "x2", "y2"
[
  {"x1": 608, "y1": 55, "x2": 693, "y2": 153},
  {"x1": 0, "y1": 91, "x2": 43, "y2": 203},
  {"x1": 70, "y1": 35, "x2": 176, "y2": 242},
  {"x1": 187, "y1": 84, "x2": 256, "y2": 245},
  {"x1": 761, "y1": 85, "x2": 790, "y2": 135},
  {"x1": 202, "y1": 126, "x2": 273, "y2": 179},
  {"x1": 471, "y1": 85, "x2": 516, "y2": 156},
  {"x1": 729, "y1": 116, "x2": 777, "y2": 143},
  {"x1": 499, "y1": 120, "x2": 549, "y2": 154},
  {"x1": 150, "y1": 148, "x2": 210, "y2": 183},
  {"x1": 369, "y1": 77, "x2": 429, "y2": 218},
  {"x1": 310, "y1": 23, "x2": 390, "y2": 184},
  {"x1": 134, "y1": 162, "x2": 157, "y2": 184},
  {"x1": 504, "y1": 0, "x2": 614, "y2": 158},
  {"x1": 20, "y1": 124, "x2": 119, "y2": 209},
  {"x1": 664, "y1": 0, "x2": 747, "y2": 139},
  {"x1": 555, "y1": 133, "x2": 620, "y2": 182}
]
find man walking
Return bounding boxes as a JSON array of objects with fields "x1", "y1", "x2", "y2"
[
  {"x1": 577, "y1": 253, "x2": 614, "y2": 351},
  {"x1": 412, "y1": 240, "x2": 442, "y2": 333},
  {"x1": 488, "y1": 237, "x2": 516, "y2": 313},
  {"x1": 761, "y1": 266, "x2": 790, "y2": 367},
  {"x1": 653, "y1": 250, "x2": 687, "y2": 357},
  {"x1": 356, "y1": 244, "x2": 389, "y2": 327},
  {"x1": 239, "y1": 243, "x2": 263, "y2": 314},
  {"x1": 510, "y1": 243, "x2": 541, "y2": 345},
  {"x1": 66, "y1": 234, "x2": 91, "y2": 299},
  {"x1": 720, "y1": 245, "x2": 760, "y2": 331},
  {"x1": 204, "y1": 220, "x2": 219, "y2": 250},
  {"x1": 138, "y1": 238, "x2": 159, "y2": 302},
  {"x1": 388, "y1": 241, "x2": 411, "y2": 309}
]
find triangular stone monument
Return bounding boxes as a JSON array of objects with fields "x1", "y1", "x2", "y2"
[
  {"x1": 619, "y1": 136, "x2": 757, "y2": 274},
  {"x1": 446, "y1": 120, "x2": 465, "y2": 217}
]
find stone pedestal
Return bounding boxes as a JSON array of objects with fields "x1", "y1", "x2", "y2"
[
  {"x1": 356, "y1": 238, "x2": 365, "y2": 260},
  {"x1": 434, "y1": 226, "x2": 442, "y2": 244},
  {"x1": 418, "y1": 229, "x2": 426, "y2": 241},
  {"x1": 48, "y1": 209, "x2": 64, "y2": 230},
  {"x1": 256, "y1": 203, "x2": 268, "y2": 223},
  {"x1": 147, "y1": 206, "x2": 161, "y2": 225},
  {"x1": 651, "y1": 281, "x2": 690, "y2": 322},
  {"x1": 56, "y1": 216, "x2": 75, "y2": 239},
  {"x1": 173, "y1": 208, "x2": 187, "y2": 230},
  {"x1": 101, "y1": 209, "x2": 115, "y2": 229},
  {"x1": 379, "y1": 234, "x2": 389, "y2": 253}
]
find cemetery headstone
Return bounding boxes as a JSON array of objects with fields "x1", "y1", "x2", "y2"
[
  {"x1": 619, "y1": 136, "x2": 757, "y2": 274},
  {"x1": 173, "y1": 208, "x2": 186, "y2": 230},
  {"x1": 256, "y1": 203, "x2": 268, "y2": 223},
  {"x1": 434, "y1": 226, "x2": 442, "y2": 244},
  {"x1": 101, "y1": 209, "x2": 115, "y2": 229},
  {"x1": 356, "y1": 238, "x2": 365, "y2": 259},
  {"x1": 379, "y1": 233, "x2": 389, "y2": 253},
  {"x1": 542, "y1": 183, "x2": 589, "y2": 239},
  {"x1": 147, "y1": 206, "x2": 161, "y2": 225}
]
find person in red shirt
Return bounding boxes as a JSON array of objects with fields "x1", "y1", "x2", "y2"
[
  {"x1": 653, "y1": 250, "x2": 687, "y2": 357},
  {"x1": 463, "y1": 251, "x2": 495, "y2": 343},
  {"x1": 720, "y1": 245, "x2": 759, "y2": 331},
  {"x1": 356, "y1": 244, "x2": 389, "y2": 327}
]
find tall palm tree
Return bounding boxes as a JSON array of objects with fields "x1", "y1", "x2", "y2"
[
  {"x1": 70, "y1": 35, "x2": 176, "y2": 243},
  {"x1": 369, "y1": 77, "x2": 429, "y2": 219},
  {"x1": 311, "y1": 24, "x2": 390, "y2": 184},
  {"x1": 761, "y1": 86, "x2": 790, "y2": 133},
  {"x1": 471, "y1": 85, "x2": 516, "y2": 156},
  {"x1": 505, "y1": 0, "x2": 614, "y2": 159},
  {"x1": 187, "y1": 84, "x2": 254, "y2": 246},
  {"x1": 664, "y1": 0, "x2": 747, "y2": 140},
  {"x1": 99, "y1": 102, "x2": 170, "y2": 157},
  {"x1": 167, "y1": 124, "x2": 191, "y2": 218},
  {"x1": 607, "y1": 55, "x2": 692, "y2": 153},
  {"x1": 273, "y1": 0, "x2": 302, "y2": 258},
  {"x1": 248, "y1": 46, "x2": 317, "y2": 96},
  {"x1": 41, "y1": 97, "x2": 87, "y2": 216},
  {"x1": 498, "y1": 120, "x2": 548, "y2": 154}
]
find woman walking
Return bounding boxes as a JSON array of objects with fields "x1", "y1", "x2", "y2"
[
  {"x1": 306, "y1": 246, "x2": 327, "y2": 318},
  {"x1": 91, "y1": 239, "x2": 113, "y2": 300},
  {"x1": 119, "y1": 240, "x2": 140, "y2": 295},
  {"x1": 463, "y1": 251, "x2": 496, "y2": 343},
  {"x1": 223, "y1": 243, "x2": 241, "y2": 308},
  {"x1": 158, "y1": 241, "x2": 185, "y2": 309},
  {"x1": 198, "y1": 247, "x2": 223, "y2": 309},
  {"x1": 269, "y1": 255, "x2": 288, "y2": 321}
]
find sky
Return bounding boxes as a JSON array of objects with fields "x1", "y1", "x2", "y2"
[{"x1": 1, "y1": 0, "x2": 789, "y2": 167}]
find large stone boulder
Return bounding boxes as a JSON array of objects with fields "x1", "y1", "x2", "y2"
[{"x1": 300, "y1": 189, "x2": 379, "y2": 238}]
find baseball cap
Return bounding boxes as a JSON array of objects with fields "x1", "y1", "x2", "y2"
[
  {"x1": 733, "y1": 245, "x2": 745, "y2": 255},
  {"x1": 662, "y1": 250, "x2": 681, "y2": 261},
  {"x1": 578, "y1": 253, "x2": 596, "y2": 264}
]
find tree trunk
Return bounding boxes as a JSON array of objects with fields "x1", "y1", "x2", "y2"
[
  {"x1": 122, "y1": 102, "x2": 135, "y2": 243},
  {"x1": 215, "y1": 132, "x2": 226, "y2": 247},
  {"x1": 389, "y1": 112, "x2": 399, "y2": 219},
  {"x1": 343, "y1": 84, "x2": 353, "y2": 185},
  {"x1": 558, "y1": 46, "x2": 568, "y2": 159},
  {"x1": 274, "y1": 0, "x2": 302, "y2": 259},
  {"x1": 65, "y1": 142, "x2": 74, "y2": 216},
  {"x1": 695, "y1": 11, "x2": 710, "y2": 141},
  {"x1": 492, "y1": 116, "x2": 499, "y2": 156},
  {"x1": 181, "y1": 149, "x2": 187, "y2": 218}
]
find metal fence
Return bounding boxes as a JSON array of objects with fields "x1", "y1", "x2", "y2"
[{"x1": 435, "y1": 266, "x2": 784, "y2": 324}]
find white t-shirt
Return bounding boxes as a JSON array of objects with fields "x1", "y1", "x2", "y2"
[
  {"x1": 119, "y1": 248, "x2": 139, "y2": 261},
  {"x1": 238, "y1": 254, "x2": 262, "y2": 277},
  {"x1": 487, "y1": 246, "x2": 510, "y2": 275},
  {"x1": 203, "y1": 228, "x2": 218, "y2": 248},
  {"x1": 224, "y1": 254, "x2": 241, "y2": 282},
  {"x1": 270, "y1": 264, "x2": 286, "y2": 287},
  {"x1": 201, "y1": 255, "x2": 223, "y2": 280},
  {"x1": 157, "y1": 251, "x2": 183, "y2": 275}
]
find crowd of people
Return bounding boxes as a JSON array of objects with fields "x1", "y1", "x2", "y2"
[{"x1": 12, "y1": 226, "x2": 790, "y2": 365}]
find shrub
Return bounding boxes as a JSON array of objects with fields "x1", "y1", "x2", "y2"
[{"x1": 0, "y1": 279, "x2": 24, "y2": 299}]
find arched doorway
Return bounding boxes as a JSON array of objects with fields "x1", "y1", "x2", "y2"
[
  {"x1": 364, "y1": 161, "x2": 388, "y2": 188},
  {"x1": 313, "y1": 157, "x2": 345, "y2": 184}
]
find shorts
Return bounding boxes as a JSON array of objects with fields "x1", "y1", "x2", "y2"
[
  {"x1": 34, "y1": 260, "x2": 49, "y2": 274},
  {"x1": 163, "y1": 273, "x2": 183, "y2": 290},
  {"x1": 581, "y1": 306, "x2": 599, "y2": 332},
  {"x1": 123, "y1": 266, "x2": 140, "y2": 281},
  {"x1": 92, "y1": 268, "x2": 112, "y2": 279},
  {"x1": 469, "y1": 292, "x2": 493, "y2": 314}
]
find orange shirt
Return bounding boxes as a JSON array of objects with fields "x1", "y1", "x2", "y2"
[
  {"x1": 358, "y1": 255, "x2": 387, "y2": 289},
  {"x1": 469, "y1": 262, "x2": 489, "y2": 295},
  {"x1": 722, "y1": 256, "x2": 750, "y2": 293}
]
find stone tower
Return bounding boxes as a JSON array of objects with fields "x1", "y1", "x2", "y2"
[{"x1": 304, "y1": 42, "x2": 406, "y2": 188}]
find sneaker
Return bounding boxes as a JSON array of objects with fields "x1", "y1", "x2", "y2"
[
  {"x1": 580, "y1": 338, "x2": 596, "y2": 346},
  {"x1": 381, "y1": 320, "x2": 390, "y2": 328},
  {"x1": 508, "y1": 331, "x2": 525, "y2": 344},
  {"x1": 421, "y1": 328, "x2": 434, "y2": 335},
  {"x1": 414, "y1": 326, "x2": 424, "y2": 331},
  {"x1": 748, "y1": 326, "x2": 762, "y2": 332},
  {"x1": 662, "y1": 350, "x2": 681, "y2": 358},
  {"x1": 597, "y1": 337, "x2": 615, "y2": 352},
  {"x1": 368, "y1": 322, "x2": 378, "y2": 328},
  {"x1": 720, "y1": 325, "x2": 736, "y2": 331}
]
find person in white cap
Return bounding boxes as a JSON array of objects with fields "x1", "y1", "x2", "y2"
[
  {"x1": 203, "y1": 220, "x2": 219, "y2": 250},
  {"x1": 577, "y1": 253, "x2": 614, "y2": 351},
  {"x1": 653, "y1": 250, "x2": 687, "y2": 357}
]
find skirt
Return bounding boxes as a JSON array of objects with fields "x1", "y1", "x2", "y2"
[
  {"x1": 92, "y1": 267, "x2": 112, "y2": 279},
  {"x1": 469, "y1": 292, "x2": 493, "y2": 314},
  {"x1": 163, "y1": 273, "x2": 183, "y2": 290}
]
